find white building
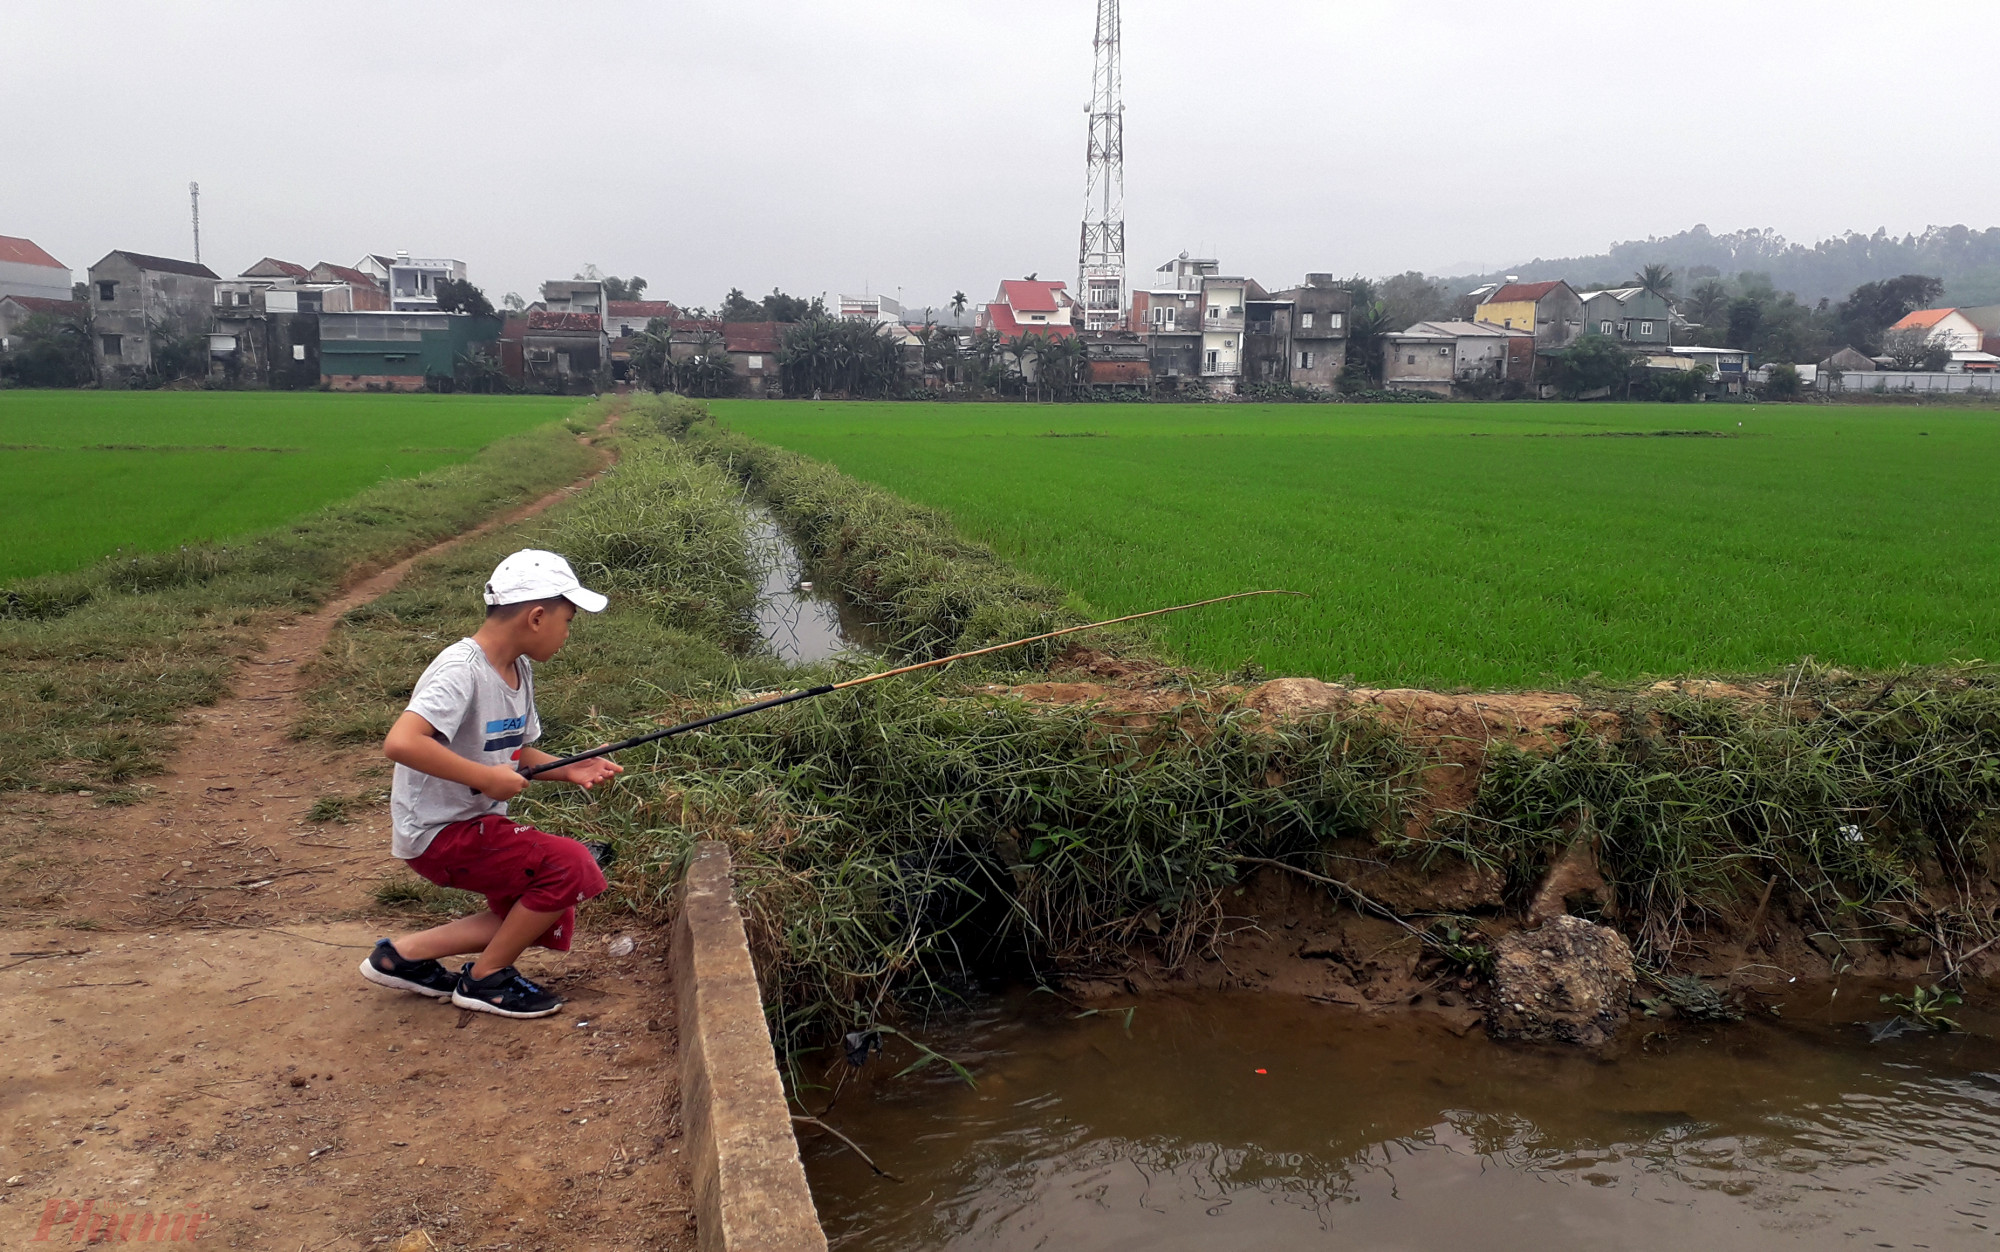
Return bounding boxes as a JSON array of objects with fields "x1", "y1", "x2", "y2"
[
  {"x1": 357, "y1": 252, "x2": 468, "y2": 311},
  {"x1": 837, "y1": 292, "x2": 903, "y2": 324},
  {"x1": 1887, "y1": 307, "x2": 1985, "y2": 353},
  {"x1": 0, "y1": 235, "x2": 72, "y2": 301}
]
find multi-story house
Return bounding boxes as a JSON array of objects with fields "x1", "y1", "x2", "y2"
[
  {"x1": 976, "y1": 279, "x2": 1077, "y2": 341},
  {"x1": 1135, "y1": 259, "x2": 1349, "y2": 393},
  {"x1": 1577, "y1": 287, "x2": 1672, "y2": 345},
  {"x1": 355, "y1": 252, "x2": 468, "y2": 311},
  {"x1": 1473, "y1": 279, "x2": 1583, "y2": 348},
  {"x1": 1383, "y1": 321, "x2": 1534, "y2": 395},
  {"x1": 1244, "y1": 275, "x2": 1353, "y2": 390},
  {"x1": 86, "y1": 250, "x2": 219, "y2": 379}
]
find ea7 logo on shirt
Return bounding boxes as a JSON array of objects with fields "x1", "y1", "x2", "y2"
[{"x1": 483, "y1": 715, "x2": 527, "y2": 752}]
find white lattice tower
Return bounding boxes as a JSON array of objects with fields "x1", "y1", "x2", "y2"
[{"x1": 1077, "y1": 0, "x2": 1125, "y2": 332}]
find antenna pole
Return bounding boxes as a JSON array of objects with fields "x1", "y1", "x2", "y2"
[
  {"x1": 189, "y1": 181, "x2": 201, "y2": 264},
  {"x1": 1077, "y1": 0, "x2": 1125, "y2": 333}
]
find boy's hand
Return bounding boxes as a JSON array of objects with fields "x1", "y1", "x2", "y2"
[
  {"x1": 477, "y1": 763, "x2": 530, "y2": 801},
  {"x1": 546, "y1": 755, "x2": 623, "y2": 790}
]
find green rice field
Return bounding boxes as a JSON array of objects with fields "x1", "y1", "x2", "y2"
[
  {"x1": 712, "y1": 400, "x2": 2000, "y2": 688},
  {"x1": 0, "y1": 391, "x2": 579, "y2": 582}
]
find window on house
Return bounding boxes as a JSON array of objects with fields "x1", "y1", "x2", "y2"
[
  {"x1": 1406, "y1": 354, "x2": 1417, "y2": 365},
  {"x1": 100, "y1": 334, "x2": 122, "y2": 357},
  {"x1": 97, "y1": 281, "x2": 116, "y2": 301},
  {"x1": 1301, "y1": 312, "x2": 1314, "y2": 329},
  {"x1": 292, "y1": 344, "x2": 306, "y2": 361},
  {"x1": 747, "y1": 354, "x2": 763, "y2": 370},
  {"x1": 1640, "y1": 321, "x2": 1655, "y2": 336},
  {"x1": 1205, "y1": 349, "x2": 1219, "y2": 369},
  {"x1": 1330, "y1": 313, "x2": 1343, "y2": 330},
  {"x1": 1297, "y1": 350, "x2": 1314, "y2": 370},
  {"x1": 1599, "y1": 321, "x2": 1613, "y2": 335}
]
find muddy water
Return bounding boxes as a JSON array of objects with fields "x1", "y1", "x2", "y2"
[
  {"x1": 803, "y1": 988, "x2": 2000, "y2": 1250},
  {"x1": 747, "y1": 507, "x2": 877, "y2": 663}
]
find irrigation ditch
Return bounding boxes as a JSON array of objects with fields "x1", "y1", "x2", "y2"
[{"x1": 287, "y1": 392, "x2": 2000, "y2": 1244}]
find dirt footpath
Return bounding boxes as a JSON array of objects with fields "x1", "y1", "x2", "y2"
[{"x1": 0, "y1": 421, "x2": 697, "y2": 1250}]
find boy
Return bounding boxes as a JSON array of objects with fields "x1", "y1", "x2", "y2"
[{"x1": 359, "y1": 549, "x2": 623, "y2": 1018}]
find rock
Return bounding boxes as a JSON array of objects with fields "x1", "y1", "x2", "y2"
[
  {"x1": 1487, "y1": 915, "x2": 1636, "y2": 1047},
  {"x1": 607, "y1": 935, "x2": 636, "y2": 957},
  {"x1": 393, "y1": 1233, "x2": 431, "y2": 1252}
]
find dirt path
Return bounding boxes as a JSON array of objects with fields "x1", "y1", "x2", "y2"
[{"x1": 0, "y1": 412, "x2": 698, "y2": 1250}]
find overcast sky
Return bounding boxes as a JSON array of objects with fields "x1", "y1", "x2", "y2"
[{"x1": 4, "y1": 1, "x2": 1993, "y2": 312}]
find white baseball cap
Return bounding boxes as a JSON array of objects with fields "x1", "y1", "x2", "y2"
[{"x1": 484, "y1": 549, "x2": 608, "y2": 613}]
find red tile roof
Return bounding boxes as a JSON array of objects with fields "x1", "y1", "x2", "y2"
[
  {"x1": 241, "y1": 257, "x2": 310, "y2": 279},
  {"x1": 1890, "y1": 307, "x2": 1958, "y2": 331},
  {"x1": 999, "y1": 279, "x2": 1067, "y2": 313},
  {"x1": 0, "y1": 295, "x2": 84, "y2": 317},
  {"x1": 609, "y1": 300, "x2": 677, "y2": 320},
  {"x1": 525, "y1": 310, "x2": 603, "y2": 332},
  {"x1": 1485, "y1": 280, "x2": 1568, "y2": 304},
  {"x1": 0, "y1": 235, "x2": 66, "y2": 270},
  {"x1": 722, "y1": 321, "x2": 781, "y2": 354},
  {"x1": 310, "y1": 262, "x2": 380, "y2": 288}
]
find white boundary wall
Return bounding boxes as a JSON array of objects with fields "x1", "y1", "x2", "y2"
[{"x1": 1822, "y1": 371, "x2": 2000, "y2": 394}]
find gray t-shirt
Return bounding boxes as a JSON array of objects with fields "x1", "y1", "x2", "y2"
[{"x1": 390, "y1": 638, "x2": 541, "y2": 859}]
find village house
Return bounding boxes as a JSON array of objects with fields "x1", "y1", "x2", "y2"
[
  {"x1": 1256, "y1": 276, "x2": 1352, "y2": 388},
  {"x1": 0, "y1": 295, "x2": 85, "y2": 353},
  {"x1": 607, "y1": 300, "x2": 676, "y2": 340},
  {"x1": 1473, "y1": 279, "x2": 1583, "y2": 347},
  {"x1": 354, "y1": 252, "x2": 468, "y2": 311},
  {"x1": 318, "y1": 311, "x2": 498, "y2": 391},
  {"x1": 306, "y1": 262, "x2": 390, "y2": 311},
  {"x1": 86, "y1": 250, "x2": 219, "y2": 379},
  {"x1": 1130, "y1": 255, "x2": 1211, "y2": 381},
  {"x1": 1957, "y1": 305, "x2": 2000, "y2": 357},
  {"x1": 977, "y1": 279, "x2": 1078, "y2": 342},
  {"x1": 723, "y1": 321, "x2": 782, "y2": 396},
  {"x1": 1886, "y1": 307, "x2": 1984, "y2": 353},
  {"x1": 0, "y1": 235, "x2": 74, "y2": 301},
  {"x1": 1382, "y1": 321, "x2": 1533, "y2": 396},
  {"x1": 1576, "y1": 287, "x2": 1672, "y2": 345}
]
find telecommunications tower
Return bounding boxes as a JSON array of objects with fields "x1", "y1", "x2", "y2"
[
  {"x1": 1077, "y1": 0, "x2": 1125, "y2": 332},
  {"x1": 189, "y1": 181, "x2": 201, "y2": 265}
]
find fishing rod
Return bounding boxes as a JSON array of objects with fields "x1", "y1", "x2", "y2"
[{"x1": 520, "y1": 589, "x2": 1303, "y2": 779}]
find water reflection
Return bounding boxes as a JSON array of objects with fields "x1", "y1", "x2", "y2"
[
  {"x1": 747, "y1": 506, "x2": 876, "y2": 664},
  {"x1": 804, "y1": 989, "x2": 2000, "y2": 1250}
]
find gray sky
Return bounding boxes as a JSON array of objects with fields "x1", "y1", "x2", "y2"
[{"x1": 4, "y1": 1, "x2": 1992, "y2": 312}]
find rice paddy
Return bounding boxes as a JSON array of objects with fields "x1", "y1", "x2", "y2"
[
  {"x1": 0, "y1": 390, "x2": 579, "y2": 581},
  {"x1": 710, "y1": 400, "x2": 2000, "y2": 688}
]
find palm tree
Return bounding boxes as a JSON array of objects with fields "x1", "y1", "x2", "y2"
[
  {"x1": 1005, "y1": 332, "x2": 1046, "y2": 400},
  {"x1": 1686, "y1": 280, "x2": 1729, "y2": 329},
  {"x1": 1631, "y1": 262, "x2": 1678, "y2": 345},
  {"x1": 950, "y1": 291, "x2": 968, "y2": 322}
]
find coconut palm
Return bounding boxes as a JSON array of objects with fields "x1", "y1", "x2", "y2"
[
  {"x1": 950, "y1": 291, "x2": 969, "y2": 321},
  {"x1": 1631, "y1": 262, "x2": 1678, "y2": 345}
]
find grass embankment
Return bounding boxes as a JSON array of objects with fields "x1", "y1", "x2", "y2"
[
  {"x1": 307, "y1": 396, "x2": 2000, "y2": 1071},
  {"x1": 0, "y1": 404, "x2": 602, "y2": 790},
  {"x1": 0, "y1": 390, "x2": 579, "y2": 581},
  {"x1": 711, "y1": 400, "x2": 2000, "y2": 689}
]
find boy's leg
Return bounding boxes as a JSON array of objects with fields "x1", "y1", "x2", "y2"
[
  {"x1": 468, "y1": 900, "x2": 565, "y2": 980},
  {"x1": 392, "y1": 911, "x2": 505, "y2": 962}
]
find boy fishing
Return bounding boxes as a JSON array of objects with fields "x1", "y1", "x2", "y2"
[{"x1": 359, "y1": 549, "x2": 622, "y2": 1019}]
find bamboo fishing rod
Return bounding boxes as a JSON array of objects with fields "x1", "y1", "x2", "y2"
[{"x1": 521, "y1": 589, "x2": 1303, "y2": 779}]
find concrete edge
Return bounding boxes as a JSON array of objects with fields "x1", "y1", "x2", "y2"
[{"x1": 671, "y1": 841, "x2": 829, "y2": 1252}]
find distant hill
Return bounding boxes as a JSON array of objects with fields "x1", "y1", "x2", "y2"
[{"x1": 1448, "y1": 224, "x2": 2000, "y2": 306}]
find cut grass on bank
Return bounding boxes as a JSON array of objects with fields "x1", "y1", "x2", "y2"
[
  {"x1": 0, "y1": 405, "x2": 600, "y2": 790},
  {"x1": 710, "y1": 400, "x2": 2000, "y2": 688},
  {"x1": 0, "y1": 390, "x2": 580, "y2": 581}
]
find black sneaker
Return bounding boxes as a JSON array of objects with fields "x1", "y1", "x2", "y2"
[
  {"x1": 357, "y1": 938, "x2": 457, "y2": 999},
  {"x1": 451, "y1": 964, "x2": 563, "y2": 1019}
]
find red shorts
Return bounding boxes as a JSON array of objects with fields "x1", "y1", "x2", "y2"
[{"x1": 406, "y1": 815, "x2": 607, "y2": 953}]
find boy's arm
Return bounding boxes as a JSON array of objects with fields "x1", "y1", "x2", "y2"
[
  {"x1": 385, "y1": 711, "x2": 527, "y2": 800},
  {"x1": 517, "y1": 745, "x2": 623, "y2": 789}
]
